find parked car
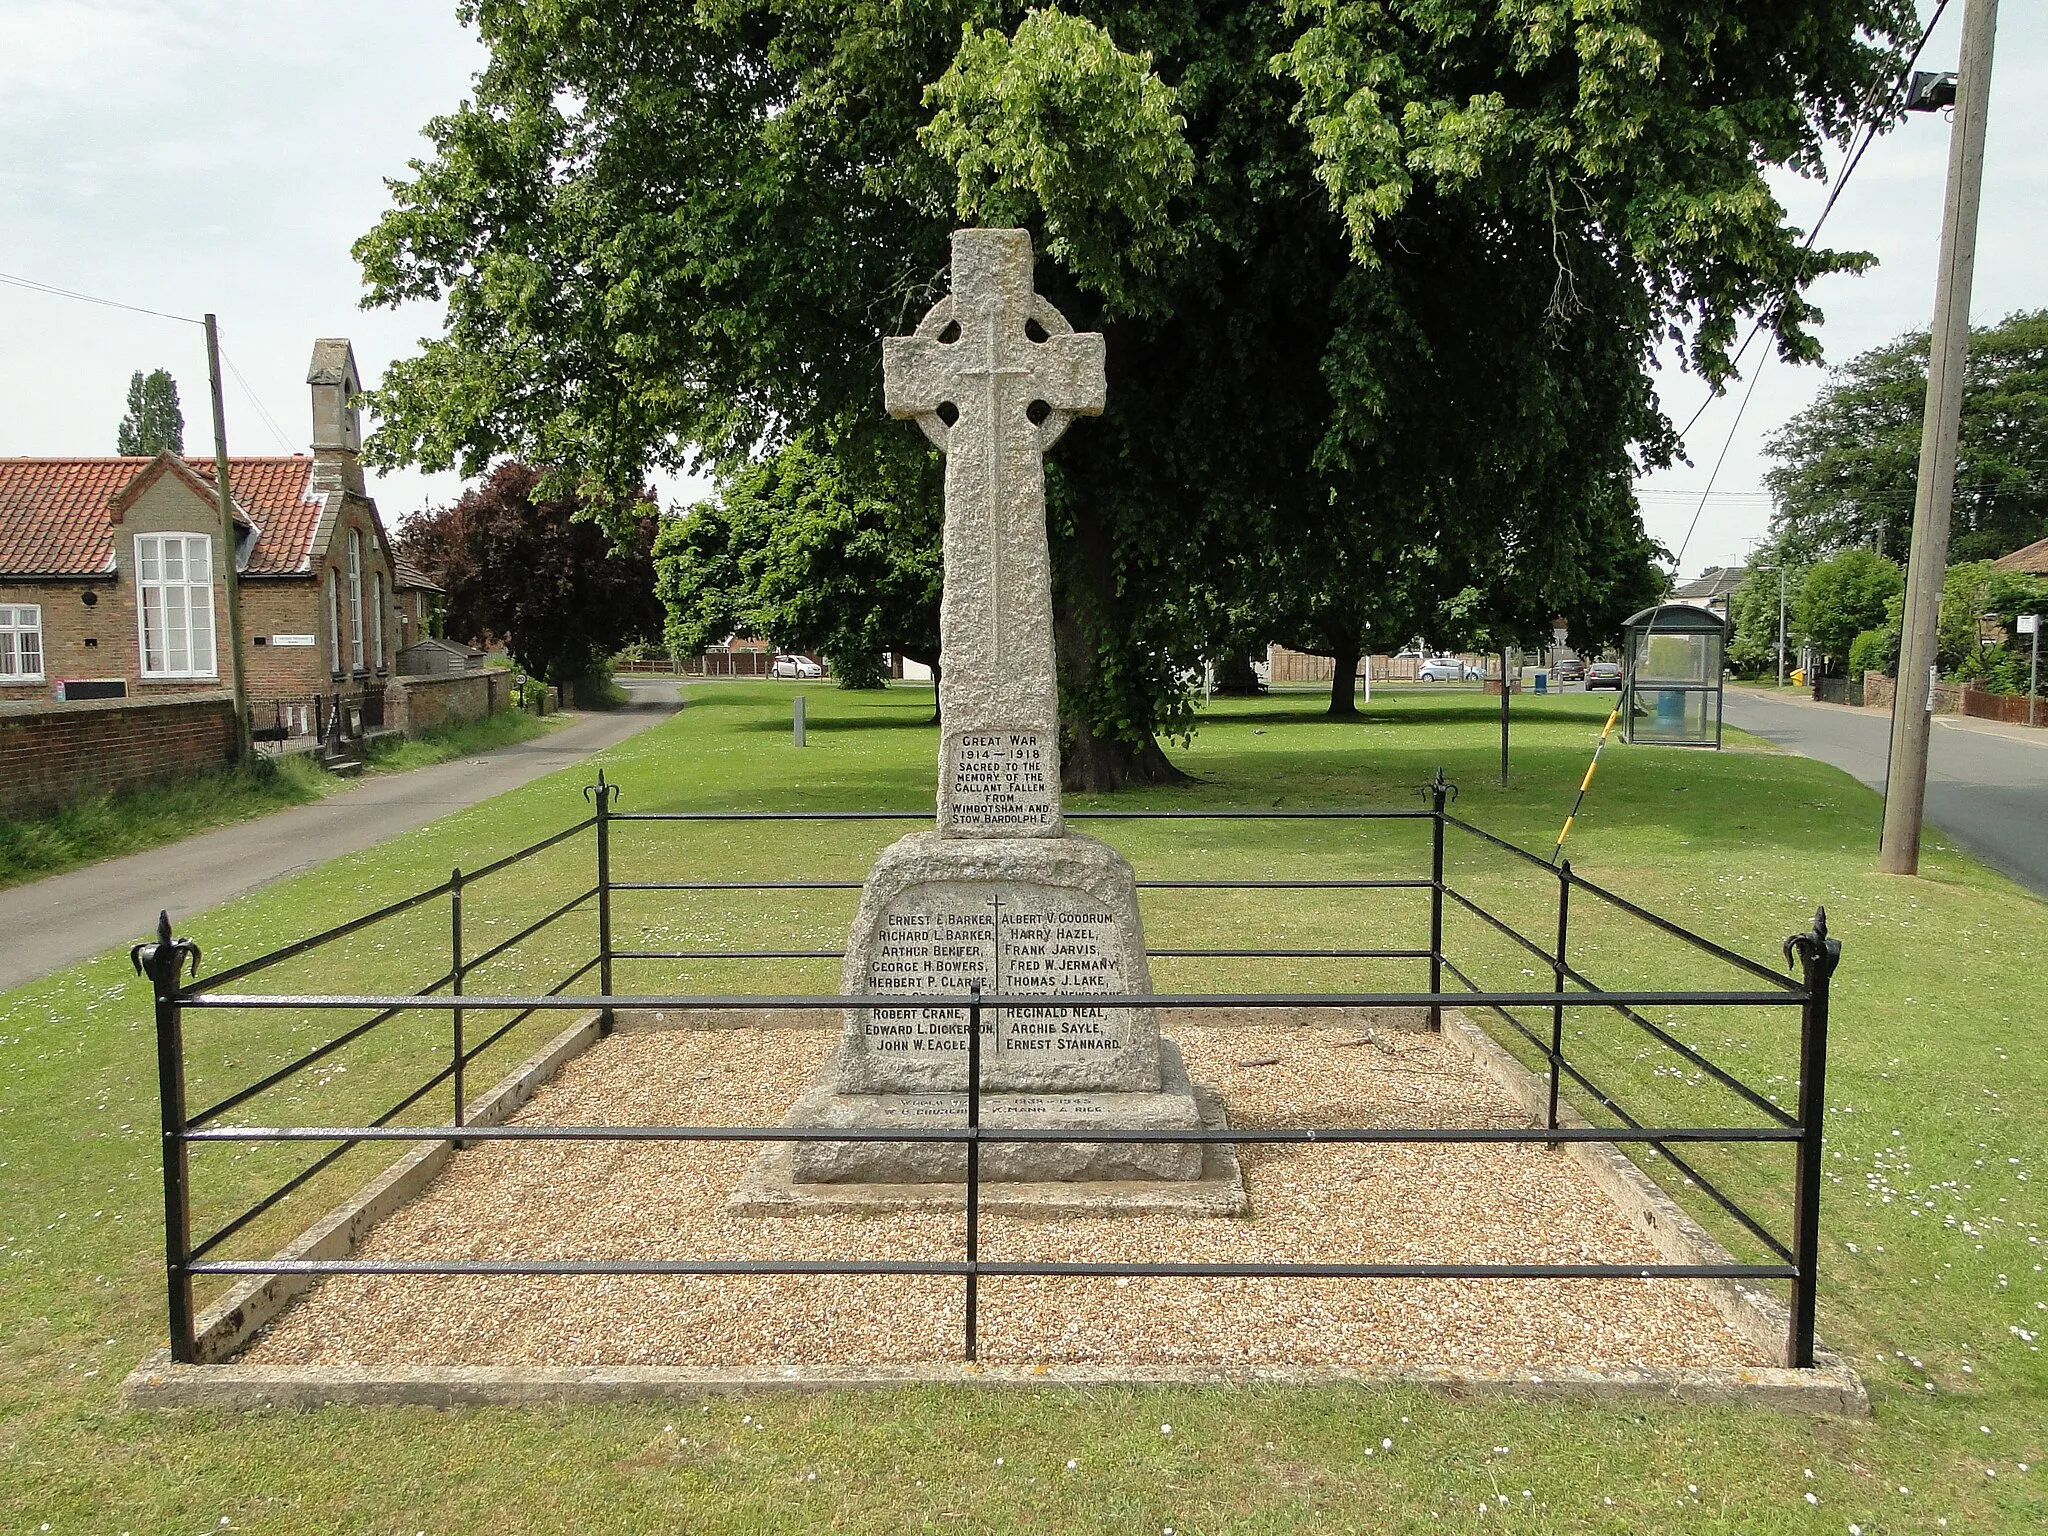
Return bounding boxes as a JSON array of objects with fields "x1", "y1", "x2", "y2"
[
  {"x1": 1418, "y1": 654, "x2": 1482, "y2": 682},
  {"x1": 770, "y1": 653, "x2": 823, "y2": 679},
  {"x1": 1552, "y1": 655, "x2": 1586, "y2": 683},
  {"x1": 1585, "y1": 660, "x2": 1624, "y2": 690}
]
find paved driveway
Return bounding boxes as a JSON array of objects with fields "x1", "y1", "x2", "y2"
[
  {"x1": 1723, "y1": 687, "x2": 2048, "y2": 898},
  {"x1": 0, "y1": 678, "x2": 682, "y2": 995}
]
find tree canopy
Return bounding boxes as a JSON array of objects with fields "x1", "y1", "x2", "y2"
[
  {"x1": 1796, "y1": 547, "x2": 1901, "y2": 672},
  {"x1": 356, "y1": 0, "x2": 1916, "y2": 783},
  {"x1": 654, "y1": 434, "x2": 942, "y2": 689},
  {"x1": 116, "y1": 368, "x2": 184, "y2": 456},
  {"x1": 1764, "y1": 310, "x2": 2048, "y2": 566},
  {"x1": 396, "y1": 462, "x2": 663, "y2": 685}
]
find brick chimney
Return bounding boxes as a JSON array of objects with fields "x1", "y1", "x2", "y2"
[{"x1": 306, "y1": 338, "x2": 366, "y2": 496}]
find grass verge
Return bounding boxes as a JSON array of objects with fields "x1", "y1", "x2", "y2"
[
  {"x1": 0, "y1": 708, "x2": 565, "y2": 891},
  {"x1": 1, "y1": 681, "x2": 2043, "y2": 1533}
]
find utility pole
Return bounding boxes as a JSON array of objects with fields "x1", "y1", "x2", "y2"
[
  {"x1": 202, "y1": 314, "x2": 253, "y2": 761},
  {"x1": 1880, "y1": 0, "x2": 1999, "y2": 876}
]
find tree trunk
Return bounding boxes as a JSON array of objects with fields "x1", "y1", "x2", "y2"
[
  {"x1": 1213, "y1": 652, "x2": 1265, "y2": 696},
  {"x1": 1052, "y1": 516, "x2": 1188, "y2": 792},
  {"x1": 1327, "y1": 642, "x2": 1362, "y2": 718}
]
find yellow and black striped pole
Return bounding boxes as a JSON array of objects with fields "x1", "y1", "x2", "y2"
[{"x1": 1552, "y1": 698, "x2": 1623, "y2": 863}]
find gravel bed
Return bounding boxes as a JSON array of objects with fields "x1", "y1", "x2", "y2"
[{"x1": 244, "y1": 1025, "x2": 1767, "y2": 1372}]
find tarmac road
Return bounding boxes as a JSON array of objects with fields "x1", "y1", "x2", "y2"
[
  {"x1": 1723, "y1": 686, "x2": 2048, "y2": 899},
  {"x1": 0, "y1": 677, "x2": 682, "y2": 996}
]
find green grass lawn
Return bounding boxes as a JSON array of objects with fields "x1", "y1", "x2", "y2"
[
  {"x1": 0, "y1": 707, "x2": 564, "y2": 890},
  {"x1": 2, "y1": 680, "x2": 2044, "y2": 1533}
]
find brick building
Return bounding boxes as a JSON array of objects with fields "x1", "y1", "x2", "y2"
[{"x1": 0, "y1": 340, "x2": 401, "y2": 720}]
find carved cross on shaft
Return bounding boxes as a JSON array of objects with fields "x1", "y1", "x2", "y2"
[{"x1": 883, "y1": 229, "x2": 1106, "y2": 838}]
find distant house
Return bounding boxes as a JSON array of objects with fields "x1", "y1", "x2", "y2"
[
  {"x1": 1993, "y1": 536, "x2": 2048, "y2": 577},
  {"x1": 0, "y1": 340, "x2": 401, "y2": 715},
  {"x1": 391, "y1": 555, "x2": 443, "y2": 650},
  {"x1": 1668, "y1": 566, "x2": 1748, "y2": 617}
]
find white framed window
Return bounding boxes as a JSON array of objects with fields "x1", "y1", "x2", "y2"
[
  {"x1": 327, "y1": 571, "x2": 341, "y2": 675},
  {"x1": 371, "y1": 572, "x2": 385, "y2": 670},
  {"x1": 135, "y1": 533, "x2": 216, "y2": 679},
  {"x1": 347, "y1": 530, "x2": 365, "y2": 673},
  {"x1": 0, "y1": 605, "x2": 44, "y2": 681}
]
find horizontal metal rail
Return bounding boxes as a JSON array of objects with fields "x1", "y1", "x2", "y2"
[
  {"x1": 1440, "y1": 958, "x2": 1796, "y2": 1265},
  {"x1": 184, "y1": 1123, "x2": 1800, "y2": 1146},
  {"x1": 608, "y1": 878, "x2": 1436, "y2": 892},
  {"x1": 178, "y1": 988, "x2": 1810, "y2": 1012},
  {"x1": 1442, "y1": 813, "x2": 1802, "y2": 993},
  {"x1": 187, "y1": 955, "x2": 599, "y2": 1262},
  {"x1": 185, "y1": 968, "x2": 458, "y2": 1130},
  {"x1": 1558, "y1": 961, "x2": 1799, "y2": 1130},
  {"x1": 608, "y1": 947, "x2": 1437, "y2": 963},
  {"x1": 187, "y1": 816, "x2": 597, "y2": 993},
  {"x1": 1442, "y1": 884, "x2": 1563, "y2": 971},
  {"x1": 608, "y1": 809, "x2": 1436, "y2": 822},
  {"x1": 457, "y1": 886, "x2": 599, "y2": 978},
  {"x1": 187, "y1": 879, "x2": 456, "y2": 992},
  {"x1": 189, "y1": 1257, "x2": 1795, "y2": 1281},
  {"x1": 1442, "y1": 885, "x2": 1793, "y2": 1130}
]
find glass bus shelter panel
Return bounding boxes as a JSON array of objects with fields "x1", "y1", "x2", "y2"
[
  {"x1": 1634, "y1": 685, "x2": 1716, "y2": 744},
  {"x1": 1632, "y1": 629, "x2": 1721, "y2": 685}
]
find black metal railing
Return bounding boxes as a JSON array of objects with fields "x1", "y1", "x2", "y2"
[{"x1": 134, "y1": 769, "x2": 1839, "y2": 1372}]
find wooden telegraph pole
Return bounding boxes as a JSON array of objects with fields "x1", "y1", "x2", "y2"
[
  {"x1": 202, "y1": 314, "x2": 253, "y2": 761},
  {"x1": 1880, "y1": 0, "x2": 1999, "y2": 875}
]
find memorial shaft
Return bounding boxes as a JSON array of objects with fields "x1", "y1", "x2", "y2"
[{"x1": 883, "y1": 228, "x2": 1105, "y2": 837}]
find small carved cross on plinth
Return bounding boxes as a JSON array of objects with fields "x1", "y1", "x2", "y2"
[{"x1": 884, "y1": 228, "x2": 1106, "y2": 837}]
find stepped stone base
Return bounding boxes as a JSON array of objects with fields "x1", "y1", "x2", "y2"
[
  {"x1": 780, "y1": 1039, "x2": 1206, "y2": 1185},
  {"x1": 730, "y1": 1079, "x2": 1246, "y2": 1219}
]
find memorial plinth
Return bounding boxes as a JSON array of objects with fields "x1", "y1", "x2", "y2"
[{"x1": 737, "y1": 229, "x2": 1235, "y2": 1211}]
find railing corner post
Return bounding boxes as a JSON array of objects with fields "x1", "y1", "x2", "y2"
[
  {"x1": 1786, "y1": 907, "x2": 1841, "y2": 1369},
  {"x1": 133, "y1": 910, "x2": 199, "y2": 1365}
]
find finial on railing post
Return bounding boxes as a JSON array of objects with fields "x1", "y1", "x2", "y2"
[{"x1": 131, "y1": 909, "x2": 201, "y2": 986}]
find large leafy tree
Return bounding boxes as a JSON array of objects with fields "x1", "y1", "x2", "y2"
[
  {"x1": 355, "y1": 0, "x2": 1915, "y2": 785},
  {"x1": 397, "y1": 462, "x2": 664, "y2": 685},
  {"x1": 655, "y1": 434, "x2": 942, "y2": 689},
  {"x1": 1795, "y1": 547, "x2": 1901, "y2": 672},
  {"x1": 1765, "y1": 311, "x2": 2048, "y2": 565},
  {"x1": 116, "y1": 368, "x2": 184, "y2": 456}
]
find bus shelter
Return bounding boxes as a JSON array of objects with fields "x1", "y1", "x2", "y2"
[{"x1": 1622, "y1": 603, "x2": 1729, "y2": 748}]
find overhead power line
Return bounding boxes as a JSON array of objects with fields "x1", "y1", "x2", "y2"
[
  {"x1": 219, "y1": 344, "x2": 298, "y2": 456},
  {"x1": 1668, "y1": 1, "x2": 1956, "y2": 569},
  {"x1": 0, "y1": 268, "x2": 201, "y2": 326}
]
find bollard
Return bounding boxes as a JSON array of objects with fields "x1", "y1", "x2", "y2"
[{"x1": 793, "y1": 695, "x2": 806, "y2": 747}]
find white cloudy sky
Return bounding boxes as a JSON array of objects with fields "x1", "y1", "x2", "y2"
[{"x1": 1, "y1": 1, "x2": 2041, "y2": 576}]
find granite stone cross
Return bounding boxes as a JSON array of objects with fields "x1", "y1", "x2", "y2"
[{"x1": 884, "y1": 228, "x2": 1106, "y2": 837}]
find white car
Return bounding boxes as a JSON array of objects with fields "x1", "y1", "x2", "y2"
[
  {"x1": 770, "y1": 653, "x2": 823, "y2": 679},
  {"x1": 1417, "y1": 654, "x2": 1482, "y2": 682}
]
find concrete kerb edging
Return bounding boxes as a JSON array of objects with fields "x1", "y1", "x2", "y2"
[{"x1": 122, "y1": 1005, "x2": 1867, "y2": 1417}]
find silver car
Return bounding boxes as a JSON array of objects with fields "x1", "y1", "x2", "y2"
[{"x1": 1417, "y1": 654, "x2": 1482, "y2": 682}]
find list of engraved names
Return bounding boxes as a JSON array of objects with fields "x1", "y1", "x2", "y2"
[{"x1": 863, "y1": 894, "x2": 1124, "y2": 1058}]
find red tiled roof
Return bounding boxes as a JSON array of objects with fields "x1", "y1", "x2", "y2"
[
  {"x1": 0, "y1": 455, "x2": 328, "y2": 578},
  {"x1": 1994, "y1": 536, "x2": 2048, "y2": 576}
]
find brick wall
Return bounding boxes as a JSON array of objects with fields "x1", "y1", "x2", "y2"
[
  {"x1": 0, "y1": 692, "x2": 238, "y2": 818},
  {"x1": 388, "y1": 670, "x2": 510, "y2": 734}
]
